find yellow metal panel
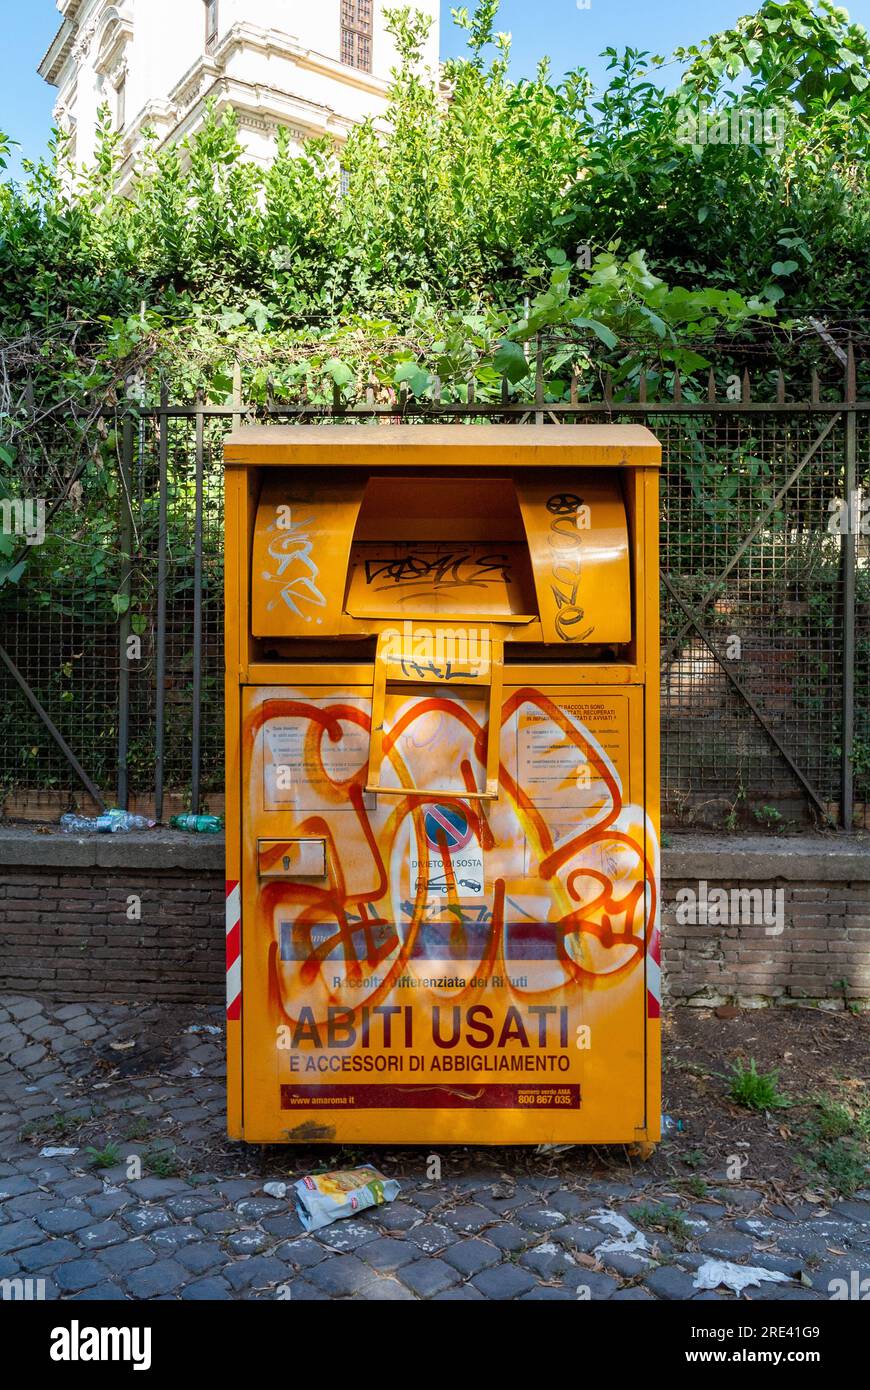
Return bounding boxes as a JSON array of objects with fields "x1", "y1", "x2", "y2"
[
  {"x1": 366, "y1": 630, "x2": 503, "y2": 800},
  {"x1": 346, "y1": 541, "x2": 535, "y2": 621},
  {"x1": 238, "y1": 679, "x2": 655, "y2": 1144},
  {"x1": 251, "y1": 474, "x2": 364, "y2": 637},
  {"x1": 247, "y1": 661, "x2": 641, "y2": 687},
  {"x1": 355, "y1": 475, "x2": 526, "y2": 542},
  {"x1": 515, "y1": 472, "x2": 631, "y2": 644},
  {"x1": 641, "y1": 468, "x2": 662, "y2": 1138}
]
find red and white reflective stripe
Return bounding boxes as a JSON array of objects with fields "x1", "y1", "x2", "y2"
[
  {"x1": 646, "y1": 913, "x2": 661, "y2": 1020},
  {"x1": 225, "y1": 879, "x2": 241, "y2": 1021}
]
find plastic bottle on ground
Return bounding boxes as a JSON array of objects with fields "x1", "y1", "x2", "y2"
[
  {"x1": 60, "y1": 809, "x2": 156, "y2": 833},
  {"x1": 169, "y1": 814, "x2": 222, "y2": 833}
]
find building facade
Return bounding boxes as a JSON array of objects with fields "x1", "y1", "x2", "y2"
[{"x1": 38, "y1": 1, "x2": 440, "y2": 188}]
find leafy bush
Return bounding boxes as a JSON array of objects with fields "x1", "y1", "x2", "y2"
[{"x1": 1, "y1": 0, "x2": 868, "y2": 418}]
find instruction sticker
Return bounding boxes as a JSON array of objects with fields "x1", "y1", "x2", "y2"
[{"x1": 262, "y1": 697, "x2": 369, "y2": 810}]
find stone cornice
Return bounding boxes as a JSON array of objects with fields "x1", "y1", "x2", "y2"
[
  {"x1": 39, "y1": 0, "x2": 110, "y2": 86},
  {"x1": 43, "y1": 12, "x2": 399, "y2": 101},
  {"x1": 111, "y1": 78, "x2": 354, "y2": 196},
  {"x1": 210, "y1": 22, "x2": 390, "y2": 99},
  {"x1": 39, "y1": 18, "x2": 77, "y2": 85},
  {"x1": 167, "y1": 26, "x2": 389, "y2": 127},
  {"x1": 168, "y1": 75, "x2": 354, "y2": 144},
  {"x1": 169, "y1": 56, "x2": 221, "y2": 116}
]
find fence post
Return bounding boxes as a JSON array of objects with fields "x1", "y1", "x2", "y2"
[
  {"x1": 841, "y1": 340, "x2": 857, "y2": 830},
  {"x1": 534, "y1": 334, "x2": 544, "y2": 425},
  {"x1": 191, "y1": 395, "x2": 205, "y2": 814},
  {"x1": 154, "y1": 381, "x2": 169, "y2": 823},
  {"x1": 117, "y1": 414, "x2": 134, "y2": 810}
]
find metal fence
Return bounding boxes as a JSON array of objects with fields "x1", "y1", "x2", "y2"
[{"x1": 1, "y1": 357, "x2": 867, "y2": 830}]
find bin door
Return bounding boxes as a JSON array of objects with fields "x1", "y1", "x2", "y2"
[
  {"x1": 250, "y1": 474, "x2": 365, "y2": 638},
  {"x1": 239, "y1": 679, "x2": 655, "y2": 1144},
  {"x1": 515, "y1": 474, "x2": 632, "y2": 644}
]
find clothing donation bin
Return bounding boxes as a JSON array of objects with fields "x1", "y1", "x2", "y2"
[{"x1": 223, "y1": 424, "x2": 661, "y2": 1145}]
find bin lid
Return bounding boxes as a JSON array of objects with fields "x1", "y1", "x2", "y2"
[{"x1": 225, "y1": 422, "x2": 661, "y2": 468}]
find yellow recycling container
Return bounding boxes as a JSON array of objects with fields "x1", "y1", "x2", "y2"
[{"x1": 223, "y1": 424, "x2": 661, "y2": 1145}]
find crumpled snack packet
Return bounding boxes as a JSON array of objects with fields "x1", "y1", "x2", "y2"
[{"x1": 294, "y1": 1165, "x2": 400, "y2": 1232}]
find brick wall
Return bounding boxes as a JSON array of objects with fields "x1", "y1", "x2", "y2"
[
  {"x1": 0, "y1": 831, "x2": 867, "y2": 1007},
  {"x1": 662, "y1": 878, "x2": 870, "y2": 1008},
  {"x1": 0, "y1": 859, "x2": 224, "y2": 1002}
]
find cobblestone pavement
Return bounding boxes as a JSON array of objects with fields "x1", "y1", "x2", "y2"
[{"x1": 1, "y1": 994, "x2": 868, "y2": 1302}]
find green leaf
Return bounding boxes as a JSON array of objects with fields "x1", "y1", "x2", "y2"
[
  {"x1": 637, "y1": 306, "x2": 668, "y2": 338},
  {"x1": 666, "y1": 347, "x2": 711, "y2": 373},
  {"x1": 245, "y1": 299, "x2": 271, "y2": 333},
  {"x1": 394, "y1": 362, "x2": 432, "y2": 397},
  {"x1": 210, "y1": 369, "x2": 234, "y2": 399},
  {"x1": 323, "y1": 358, "x2": 355, "y2": 388},
  {"x1": 572, "y1": 316, "x2": 618, "y2": 349},
  {"x1": 771, "y1": 260, "x2": 799, "y2": 276},
  {"x1": 493, "y1": 340, "x2": 530, "y2": 383},
  {"x1": 0, "y1": 560, "x2": 26, "y2": 586}
]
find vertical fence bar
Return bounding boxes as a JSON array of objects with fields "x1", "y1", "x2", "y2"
[
  {"x1": 841, "y1": 344, "x2": 857, "y2": 829},
  {"x1": 154, "y1": 383, "x2": 169, "y2": 822},
  {"x1": 137, "y1": 416, "x2": 146, "y2": 510},
  {"x1": 191, "y1": 397, "x2": 205, "y2": 814},
  {"x1": 534, "y1": 334, "x2": 544, "y2": 425},
  {"x1": 232, "y1": 362, "x2": 242, "y2": 432},
  {"x1": 117, "y1": 415, "x2": 134, "y2": 810}
]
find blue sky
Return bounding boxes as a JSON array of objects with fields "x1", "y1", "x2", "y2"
[{"x1": 2, "y1": 1, "x2": 870, "y2": 183}]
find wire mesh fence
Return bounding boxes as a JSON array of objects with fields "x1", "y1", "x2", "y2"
[
  {"x1": 0, "y1": 370, "x2": 867, "y2": 830},
  {"x1": 655, "y1": 409, "x2": 850, "y2": 827}
]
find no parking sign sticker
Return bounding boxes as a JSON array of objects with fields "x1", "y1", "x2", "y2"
[{"x1": 410, "y1": 803, "x2": 485, "y2": 899}]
